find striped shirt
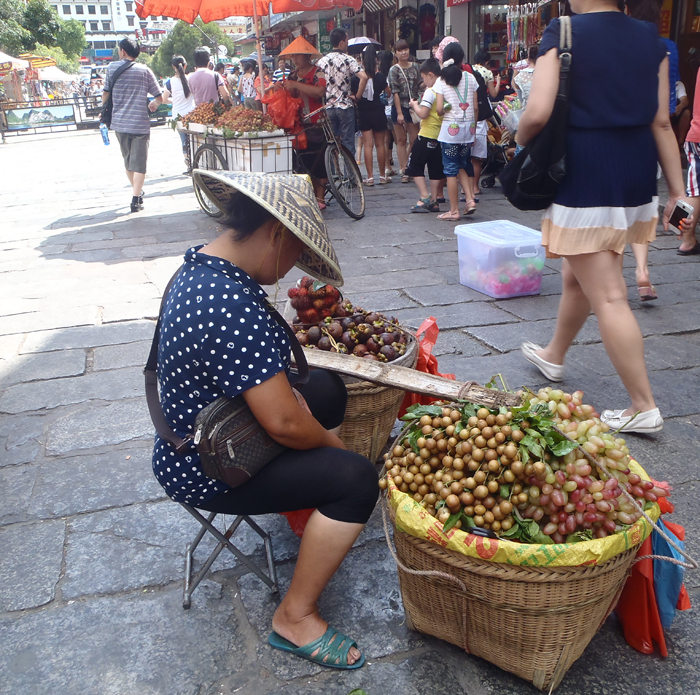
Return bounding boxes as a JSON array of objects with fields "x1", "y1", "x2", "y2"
[
  {"x1": 104, "y1": 59, "x2": 161, "y2": 135},
  {"x1": 273, "y1": 68, "x2": 291, "y2": 82}
]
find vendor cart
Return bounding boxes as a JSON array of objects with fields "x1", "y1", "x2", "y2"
[{"x1": 181, "y1": 125, "x2": 295, "y2": 217}]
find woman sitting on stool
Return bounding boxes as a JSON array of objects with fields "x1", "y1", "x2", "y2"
[{"x1": 152, "y1": 171, "x2": 377, "y2": 669}]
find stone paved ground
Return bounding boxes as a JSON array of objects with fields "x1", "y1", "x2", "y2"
[{"x1": 0, "y1": 128, "x2": 698, "y2": 695}]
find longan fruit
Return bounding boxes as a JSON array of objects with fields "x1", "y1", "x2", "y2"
[{"x1": 477, "y1": 408, "x2": 490, "y2": 419}]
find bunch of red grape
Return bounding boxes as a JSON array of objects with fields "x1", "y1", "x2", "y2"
[{"x1": 381, "y1": 387, "x2": 668, "y2": 544}]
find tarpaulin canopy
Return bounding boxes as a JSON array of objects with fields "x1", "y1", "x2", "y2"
[
  {"x1": 18, "y1": 54, "x2": 57, "y2": 69},
  {"x1": 40, "y1": 65, "x2": 79, "y2": 81},
  {"x1": 0, "y1": 51, "x2": 30, "y2": 72}
]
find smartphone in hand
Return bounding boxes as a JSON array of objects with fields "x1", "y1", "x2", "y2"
[{"x1": 668, "y1": 199, "x2": 694, "y2": 233}]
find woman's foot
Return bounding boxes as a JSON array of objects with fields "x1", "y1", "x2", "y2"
[
  {"x1": 272, "y1": 605, "x2": 362, "y2": 666},
  {"x1": 677, "y1": 242, "x2": 700, "y2": 255},
  {"x1": 437, "y1": 210, "x2": 460, "y2": 221},
  {"x1": 521, "y1": 342, "x2": 565, "y2": 381},
  {"x1": 600, "y1": 407, "x2": 663, "y2": 433},
  {"x1": 363, "y1": 177, "x2": 374, "y2": 186},
  {"x1": 637, "y1": 285, "x2": 657, "y2": 301},
  {"x1": 463, "y1": 200, "x2": 477, "y2": 216}
]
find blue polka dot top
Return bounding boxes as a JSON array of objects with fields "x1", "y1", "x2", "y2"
[{"x1": 152, "y1": 246, "x2": 291, "y2": 504}]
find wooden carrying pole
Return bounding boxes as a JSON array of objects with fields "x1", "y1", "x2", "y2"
[{"x1": 299, "y1": 350, "x2": 522, "y2": 409}]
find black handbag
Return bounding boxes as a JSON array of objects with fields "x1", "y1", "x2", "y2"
[
  {"x1": 472, "y1": 69, "x2": 494, "y2": 122},
  {"x1": 144, "y1": 267, "x2": 309, "y2": 489},
  {"x1": 498, "y1": 16, "x2": 572, "y2": 211},
  {"x1": 101, "y1": 60, "x2": 135, "y2": 128}
]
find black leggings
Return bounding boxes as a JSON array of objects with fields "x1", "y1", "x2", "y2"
[{"x1": 198, "y1": 370, "x2": 379, "y2": 524}]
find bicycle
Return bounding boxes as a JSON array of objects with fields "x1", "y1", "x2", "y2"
[{"x1": 295, "y1": 104, "x2": 365, "y2": 220}]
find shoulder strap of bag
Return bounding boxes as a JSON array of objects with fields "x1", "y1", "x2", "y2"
[
  {"x1": 144, "y1": 266, "x2": 310, "y2": 454},
  {"x1": 107, "y1": 59, "x2": 135, "y2": 92},
  {"x1": 397, "y1": 65, "x2": 414, "y2": 101},
  {"x1": 558, "y1": 16, "x2": 572, "y2": 99}
]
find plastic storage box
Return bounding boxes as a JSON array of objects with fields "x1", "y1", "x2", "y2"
[{"x1": 454, "y1": 221, "x2": 545, "y2": 299}]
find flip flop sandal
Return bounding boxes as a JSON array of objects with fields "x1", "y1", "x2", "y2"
[
  {"x1": 637, "y1": 285, "x2": 658, "y2": 301},
  {"x1": 363, "y1": 178, "x2": 374, "y2": 186},
  {"x1": 268, "y1": 627, "x2": 366, "y2": 670},
  {"x1": 436, "y1": 197, "x2": 446, "y2": 203},
  {"x1": 463, "y1": 201, "x2": 477, "y2": 216},
  {"x1": 379, "y1": 176, "x2": 392, "y2": 184},
  {"x1": 437, "y1": 211, "x2": 460, "y2": 221},
  {"x1": 401, "y1": 174, "x2": 411, "y2": 183}
]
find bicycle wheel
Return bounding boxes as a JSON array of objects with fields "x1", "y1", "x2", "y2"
[
  {"x1": 324, "y1": 144, "x2": 365, "y2": 219},
  {"x1": 193, "y1": 144, "x2": 227, "y2": 218}
]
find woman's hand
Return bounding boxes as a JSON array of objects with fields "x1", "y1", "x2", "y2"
[
  {"x1": 243, "y1": 371, "x2": 345, "y2": 450},
  {"x1": 397, "y1": 112, "x2": 405, "y2": 125},
  {"x1": 662, "y1": 196, "x2": 682, "y2": 233}
]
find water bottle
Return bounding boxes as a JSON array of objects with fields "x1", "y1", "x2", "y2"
[{"x1": 100, "y1": 123, "x2": 110, "y2": 146}]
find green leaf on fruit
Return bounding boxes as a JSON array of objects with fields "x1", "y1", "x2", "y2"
[
  {"x1": 460, "y1": 403, "x2": 478, "y2": 419},
  {"x1": 401, "y1": 404, "x2": 444, "y2": 421},
  {"x1": 499, "y1": 484, "x2": 511, "y2": 500},
  {"x1": 443, "y1": 512, "x2": 462, "y2": 533},
  {"x1": 407, "y1": 428, "x2": 422, "y2": 454},
  {"x1": 312, "y1": 280, "x2": 327, "y2": 292},
  {"x1": 521, "y1": 434, "x2": 543, "y2": 458},
  {"x1": 435, "y1": 500, "x2": 446, "y2": 510},
  {"x1": 566, "y1": 530, "x2": 593, "y2": 544},
  {"x1": 550, "y1": 440, "x2": 579, "y2": 456},
  {"x1": 519, "y1": 443, "x2": 531, "y2": 464},
  {"x1": 530, "y1": 529, "x2": 554, "y2": 545},
  {"x1": 500, "y1": 523, "x2": 522, "y2": 540},
  {"x1": 454, "y1": 421, "x2": 464, "y2": 435},
  {"x1": 463, "y1": 515, "x2": 476, "y2": 529}
]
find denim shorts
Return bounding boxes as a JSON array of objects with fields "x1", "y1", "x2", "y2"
[
  {"x1": 390, "y1": 104, "x2": 413, "y2": 125},
  {"x1": 440, "y1": 142, "x2": 473, "y2": 178}
]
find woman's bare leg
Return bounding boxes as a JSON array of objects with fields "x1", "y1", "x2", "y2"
[
  {"x1": 272, "y1": 510, "x2": 364, "y2": 664},
  {"x1": 631, "y1": 243, "x2": 651, "y2": 288},
  {"x1": 361, "y1": 130, "x2": 374, "y2": 181},
  {"x1": 537, "y1": 258, "x2": 591, "y2": 366},
  {"x1": 393, "y1": 123, "x2": 408, "y2": 172},
  {"x1": 445, "y1": 176, "x2": 460, "y2": 215},
  {"x1": 374, "y1": 130, "x2": 386, "y2": 181},
  {"x1": 568, "y1": 251, "x2": 656, "y2": 414}
]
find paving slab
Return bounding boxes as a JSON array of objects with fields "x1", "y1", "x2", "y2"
[
  {"x1": 0, "y1": 349, "x2": 85, "y2": 388},
  {"x1": 464, "y1": 316, "x2": 601, "y2": 354},
  {"x1": 27, "y1": 447, "x2": 165, "y2": 521},
  {"x1": 0, "y1": 306, "x2": 99, "y2": 337},
  {"x1": 0, "y1": 463, "x2": 40, "y2": 526},
  {"x1": 0, "y1": 366, "x2": 143, "y2": 414},
  {"x1": 0, "y1": 584, "x2": 239, "y2": 695},
  {"x1": 93, "y1": 340, "x2": 152, "y2": 371},
  {"x1": 393, "y1": 302, "x2": 519, "y2": 331},
  {"x1": 0, "y1": 519, "x2": 65, "y2": 611},
  {"x1": 20, "y1": 320, "x2": 155, "y2": 354}
]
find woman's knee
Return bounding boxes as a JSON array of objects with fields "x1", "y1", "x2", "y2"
[{"x1": 324, "y1": 453, "x2": 379, "y2": 523}]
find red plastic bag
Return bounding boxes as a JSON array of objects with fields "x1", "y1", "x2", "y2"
[
  {"x1": 398, "y1": 317, "x2": 455, "y2": 418},
  {"x1": 616, "y1": 536, "x2": 668, "y2": 656},
  {"x1": 280, "y1": 509, "x2": 314, "y2": 539},
  {"x1": 262, "y1": 87, "x2": 302, "y2": 131}
]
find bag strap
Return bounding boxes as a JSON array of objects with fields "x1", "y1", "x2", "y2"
[
  {"x1": 144, "y1": 265, "x2": 309, "y2": 454},
  {"x1": 397, "y1": 65, "x2": 414, "y2": 101},
  {"x1": 107, "y1": 59, "x2": 135, "y2": 92},
  {"x1": 557, "y1": 16, "x2": 572, "y2": 100}
]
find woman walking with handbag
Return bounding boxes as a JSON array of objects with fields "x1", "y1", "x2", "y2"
[
  {"x1": 152, "y1": 172, "x2": 376, "y2": 669},
  {"x1": 388, "y1": 40, "x2": 422, "y2": 183},
  {"x1": 518, "y1": 0, "x2": 685, "y2": 433}
]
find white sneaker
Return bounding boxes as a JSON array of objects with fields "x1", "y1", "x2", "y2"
[
  {"x1": 521, "y1": 342, "x2": 565, "y2": 382},
  {"x1": 600, "y1": 408, "x2": 663, "y2": 433}
]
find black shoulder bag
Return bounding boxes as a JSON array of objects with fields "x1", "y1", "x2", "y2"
[
  {"x1": 101, "y1": 60, "x2": 135, "y2": 128},
  {"x1": 498, "y1": 16, "x2": 572, "y2": 211},
  {"x1": 472, "y1": 69, "x2": 494, "y2": 122},
  {"x1": 144, "y1": 268, "x2": 309, "y2": 489}
]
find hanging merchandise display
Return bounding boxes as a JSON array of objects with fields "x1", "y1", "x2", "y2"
[{"x1": 506, "y1": 4, "x2": 541, "y2": 63}]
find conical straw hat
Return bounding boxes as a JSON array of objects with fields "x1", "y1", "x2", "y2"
[
  {"x1": 279, "y1": 36, "x2": 321, "y2": 57},
  {"x1": 192, "y1": 170, "x2": 343, "y2": 286}
]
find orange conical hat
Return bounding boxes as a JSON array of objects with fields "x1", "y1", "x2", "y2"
[{"x1": 279, "y1": 36, "x2": 321, "y2": 57}]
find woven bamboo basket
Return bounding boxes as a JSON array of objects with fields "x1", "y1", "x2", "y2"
[
  {"x1": 339, "y1": 337, "x2": 418, "y2": 461},
  {"x1": 387, "y1": 501, "x2": 638, "y2": 692}
]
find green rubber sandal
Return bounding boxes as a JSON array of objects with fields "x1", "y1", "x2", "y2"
[{"x1": 268, "y1": 626, "x2": 366, "y2": 670}]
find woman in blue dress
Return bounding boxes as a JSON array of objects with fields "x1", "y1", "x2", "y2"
[{"x1": 517, "y1": 0, "x2": 685, "y2": 433}]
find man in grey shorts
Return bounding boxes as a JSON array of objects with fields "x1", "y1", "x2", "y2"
[{"x1": 103, "y1": 38, "x2": 163, "y2": 212}]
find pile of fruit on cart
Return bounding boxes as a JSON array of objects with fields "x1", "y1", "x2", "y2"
[
  {"x1": 180, "y1": 103, "x2": 277, "y2": 136},
  {"x1": 288, "y1": 277, "x2": 410, "y2": 362},
  {"x1": 382, "y1": 386, "x2": 667, "y2": 544}
]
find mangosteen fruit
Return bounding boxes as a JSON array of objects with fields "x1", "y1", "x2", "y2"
[
  {"x1": 326, "y1": 322, "x2": 343, "y2": 340},
  {"x1": 307, "y1": 326, "x2": 321, "y2": 345},
  {"x1": 317, "y1": 336, "x2": 332, "y2": 351},
  {"x1": 353, "y1": 344, "x2": 368, "y2": 358},
  {"x1": 380, "y1": 345, "x2": 398, "y2": 361},
  {"x1": 366, "y1": 337, "x2": 381, "y2": 354}
]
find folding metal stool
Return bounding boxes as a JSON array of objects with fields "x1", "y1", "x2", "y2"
[{"x1": 180, "y1": 503, "x2": 279, "y2": 609}]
